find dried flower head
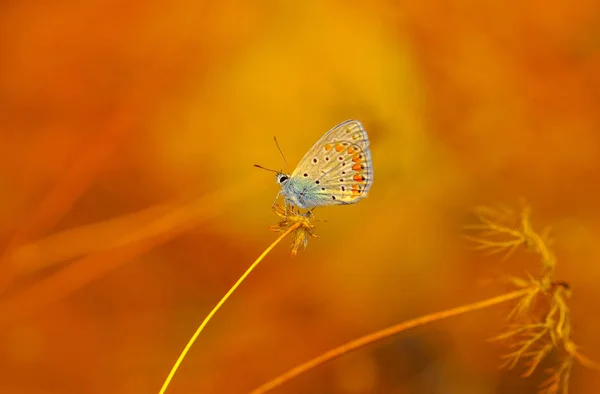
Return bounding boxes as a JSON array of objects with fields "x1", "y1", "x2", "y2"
[
  {"x1": 269, "y1": 204, "x2": 318, "y2": 255},
  {"x1": 466, "y1": 202, "x2": 599, "y2": 394}
]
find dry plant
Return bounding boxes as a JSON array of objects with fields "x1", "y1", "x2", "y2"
[
  {"x1": 157, "y1": 204, "x2": 316, "y2": 394},
  {"x1": 465, "y1": 203, "x2": 600, "y2": 393},
  {"x1": 248, "y1": 202, "x2": 599, "y2": 394}
]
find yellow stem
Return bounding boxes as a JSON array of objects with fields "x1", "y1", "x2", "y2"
[
  {"x1": 571, "y1": 349, "x2": 600, "y2": 372},
  {"x1": 158, "y1": 223, "x2": 300, "y2": 394},
  {"x1": 251, "y1": 288, "x2": 530, "y2": 394}
]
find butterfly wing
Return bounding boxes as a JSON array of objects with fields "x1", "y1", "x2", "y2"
[{"x1": 289, "y1": 120, "x2": 373, "y2": 206}]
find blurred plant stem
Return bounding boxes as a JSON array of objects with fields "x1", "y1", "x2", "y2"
[
  {"x1": 250, "y1": 289, "x2": 529, "y2": 394},
  {"x1": 5, "y1": 203, "x2": 176, "y2": 276},
  {"x1": 0, "y1": 77, "x2": 167, "y2": 295},
  {"x1": 0, "y1": 182, "x2": 253, "y2": 329},
  {"x1": 158, "y1": 221, "x2": 301, "y2": 394}
]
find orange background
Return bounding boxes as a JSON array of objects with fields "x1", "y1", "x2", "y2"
[{"x1": 1, "y1": 1, "x2": 599, "y2": 393}]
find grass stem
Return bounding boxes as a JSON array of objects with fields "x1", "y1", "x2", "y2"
[
  {"x1": 158, "y1": 222, "x2": 300, "y2": 394},
  {"x1": 251, "y1": 288, "x2": 529, "y2": 394}
]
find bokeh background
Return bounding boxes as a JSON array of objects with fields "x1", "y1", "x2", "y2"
[{"x1": 1, "y1": 1, "x2": 599, "y2": 393}]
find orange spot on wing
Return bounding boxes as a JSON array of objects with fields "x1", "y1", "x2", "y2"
[
  {"x1": 335, "y1": 143, "x2": 344, "y2": 152},
  {"x1": 347, "y1": 147, "x2": 355, "y2": 154},
  {"x1": 353, "y1": 174, "x2": 364, "y2": 183},
  {"x1": 352, "y1": 163, "x2": 363, "y2": 171},
  {"x1": 325, "y1": 144, "x2": 332, "y2": 151},
  {"x1": 351, "y1": 185, "x2": 360, "y2": 196},
  {"x1": 352, "y1": 153, "x2": 362, "y2": 162}
]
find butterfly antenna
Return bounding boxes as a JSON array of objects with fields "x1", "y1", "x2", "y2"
[
  {"x1": 273, "y1": 136, "x2": 289, "y2": 172},
  {"x1": 253, "y1": 164, "x2": 279, "y2": 173}
]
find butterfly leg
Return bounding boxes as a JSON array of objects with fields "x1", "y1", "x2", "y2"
[
  {"x1": 305, "y1": 207, "x2": 316, "y2": 218},
  {"x1": 271, "y1": 191, "x2": 281, "y2": 210},
  {"x1": 272, "y1": 191, "x2": 292, "y2": 217},
  {"x1": 283, "y1": 201, "x2": 293, "y2": 217}
]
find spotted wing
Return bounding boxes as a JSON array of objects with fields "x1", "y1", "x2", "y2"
[
  {"x1": 293, "y1": 120, "x2": 370, "y2": 168},
  {"x1": 290, "y1": 120, "x2": 373, "y2": 206}
]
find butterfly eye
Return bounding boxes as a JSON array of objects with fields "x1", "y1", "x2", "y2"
[{"x1": 279, "y1": 175, "x2": 289, "y2": 183}]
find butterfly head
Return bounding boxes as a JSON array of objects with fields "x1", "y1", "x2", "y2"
[{"x1": 276, "y1": 172, "x2": 290, "y2": 185}]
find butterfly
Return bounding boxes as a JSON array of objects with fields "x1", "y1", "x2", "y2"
[{"x1": 257, "y1": 120, "x2": 374, "y2": 210}]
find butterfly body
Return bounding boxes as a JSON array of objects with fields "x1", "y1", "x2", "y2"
[
  {"x1": 274, "y1": 120, "x2": 373, "y2": 210},
  {"x1": 276, "y1": 173, "x2": 330, "y2": 209}
]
